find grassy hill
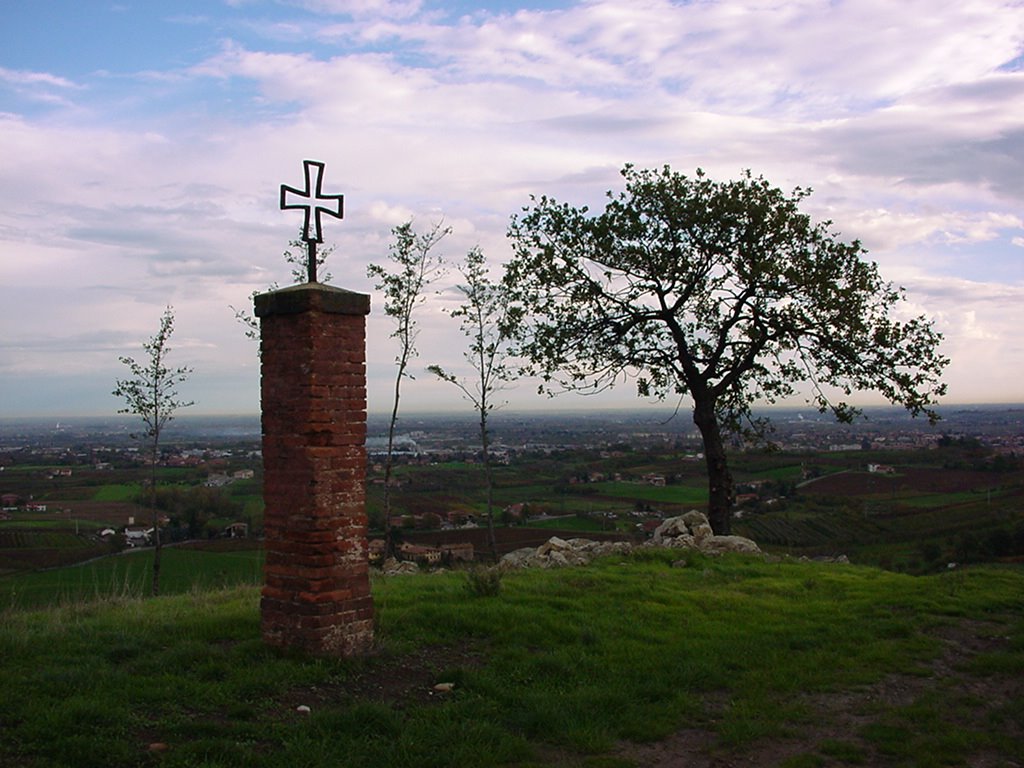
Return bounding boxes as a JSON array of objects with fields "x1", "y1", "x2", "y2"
[{"x1": 2, "y1": 550, "x2": 1021, "y2": 767}]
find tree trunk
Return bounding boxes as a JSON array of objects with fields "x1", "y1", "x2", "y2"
[
  {"x1": 383, "y1": 361, "x2": 404, "y2": 558},
  {"x1": 150, "y1": 437, "x2": 161, "y2": 597},
  {"x1": 692, "y1": 397, "x2": 734, "y2": 535},
  {"x1": 480, "y1": 408, "x2": 498, "y2": 562}
]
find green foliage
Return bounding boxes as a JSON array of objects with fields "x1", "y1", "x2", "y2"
[
  {"x1": 367, "y1": 220, "x2": 449, "y2": 367},
  {"x1": 464, "y1": 565, "x2": 503, "y2": 597},
  {"x1": 147, "y1": 485, "x2": 243, "y2": 539},
  {"x1": 111, "y1": 306, "x2": 194, "y2": 596},
  {"x1": 505, "y1": 165, "x2": 947, "y2": 533},
  {"x1": 429, "y1": 246, "x2": 516, "y2": 407},
  {"x1": 112, "y1": 306, "x2": 193, "y2": 442},
  {"x1": 506, "y1": 165, "x2": 947, "y2": 423},
  {"x1": 430, "y1": 246, "x2": 517, "y2": 559},
  {"x1": 367, "y1": 220, "x2": 449, "y2": 546}
]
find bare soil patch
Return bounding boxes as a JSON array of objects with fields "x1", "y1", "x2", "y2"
[
  {"x1": 277, "y1": 642, "x2": 488, "y2": 715},
  {"x1": 802, "y1": 467, "x2": 999, "y2": 497}
]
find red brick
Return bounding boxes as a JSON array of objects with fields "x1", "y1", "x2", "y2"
[{"x1": 258, "y1": 286, "x2": 374, "y2": 658}]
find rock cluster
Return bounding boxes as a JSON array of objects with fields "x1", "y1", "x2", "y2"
[
  {"x1": 648, "y1": 511, "x2": 762, "y2": 556},
  {"x1": 380, "y1": 557, "x2": 420, "y2": 575},
  {"x1": 376, "y1": 512, "x2": 765, "y2": 574},
  {"x1": 500, "y1": 537, "x2": 634, "y2": 570},
  {"x1": 498, "y1": 511, "x2": 762, "y2": 570}
]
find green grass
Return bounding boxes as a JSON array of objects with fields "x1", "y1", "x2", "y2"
[
  {"x1": 1, "y1": 553, "x2": 1020, "y2": 767},
  {"x1": 0, "y1": 546, "x2": 265, "y2": 609}
]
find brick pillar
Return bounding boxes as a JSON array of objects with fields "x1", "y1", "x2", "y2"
[{"x1": 255, "y1": 283, "x2": 374, "y2": 657}]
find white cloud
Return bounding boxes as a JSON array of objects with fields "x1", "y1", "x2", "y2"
[
  {"x1": 293, "y1": 0, "x2": 424, "y2": 19},
  {"x1": 838, "y1": 206, "x2": 1024, "y2": 252},
  {"x1": 1, "y1": 0, "x2": 1023, "y2": 414},
  {"x1": 0, "y1": 66, "x2": 84, "y2": 107},
  {"x1": 0, "y1": 67, "x2": 80, "y2": 90}
]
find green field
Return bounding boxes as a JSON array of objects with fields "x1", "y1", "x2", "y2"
[
  {"x1": 0, "y1": 520, "x2": 104, "y2": 531},
  {"x1": 527, "y1": 514, "x2": 608, "y2": 532},
  {"x1": 592, "y1": 480, "x2": 708, "y2": 506},
  {"x1": 891, "y1": 489, "x2": 1013, "y2": 508},
  {"x1": 0, "y1": 546, "x2": 265, "y2": 609},
  {"x1": 92, "y1": 483, "x2": 142, "y2": 501},
  {"x1": 738, "y1": 464, "x2": 805, "y2": 482},
  {"x1": 0, "y1": 530, "x2": 94, "y2": 547}
]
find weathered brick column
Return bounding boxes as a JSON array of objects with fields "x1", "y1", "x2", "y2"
[{"x1": 255, "y1": 283, "x2": 374, "y2": 656}]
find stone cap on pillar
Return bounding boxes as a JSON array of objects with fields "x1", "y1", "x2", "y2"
[{"x1": 255, "y1": 283, "x2": 370, "y2": 317}]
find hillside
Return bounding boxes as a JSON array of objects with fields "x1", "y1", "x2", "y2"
[{"x1": 1, "y1": 551, "x2": 1021, "y2": 767}]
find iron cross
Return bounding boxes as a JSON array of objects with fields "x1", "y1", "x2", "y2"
[{"x1": 280, "y1": 160, "x2": 344, "y2": 283}]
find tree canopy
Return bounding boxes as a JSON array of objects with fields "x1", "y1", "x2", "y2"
[{"x1": 504, "y1": 165, "x2": 948, "y2": 533}]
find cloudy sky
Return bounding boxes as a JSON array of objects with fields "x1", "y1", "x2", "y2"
[{"x1": 1, "y1": 0, "x2": 1022, "y2": 419}]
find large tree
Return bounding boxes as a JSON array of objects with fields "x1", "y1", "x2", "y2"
[{"x1": 505, "y1": 165, "x2": 948, "y2": 535}]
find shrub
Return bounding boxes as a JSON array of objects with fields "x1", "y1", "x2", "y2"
[{"x1": 464, "y1": 566, "x2": 502, "y2": 597}]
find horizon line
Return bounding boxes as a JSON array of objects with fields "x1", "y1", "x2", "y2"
[{"x1": 3, "y1": 401, "x2": 1023, "y2": 422}]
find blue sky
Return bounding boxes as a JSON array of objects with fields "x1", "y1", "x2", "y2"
[{"x1": 1, "y1": 0, "x2": 1023, "y2": 417}]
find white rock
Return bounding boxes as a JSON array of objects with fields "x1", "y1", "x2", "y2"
[
  {"x1": 545, "y1": 550, "x2": 570, "y2": 568},
  {"x1": 690, "y1": 522, "x2": 714, "y2": 542},
  {"x1": 651, "y1": 516, "x2": 689, "y2": 543},
  {"x1": 382, "y1": 557, "x2": 419, "y2": 575},
  {"x1": 680, "y1": 510, "x2": 709, "y2": 528},
  {"x1": 701, "y1": 535, "x2": 761, "y2": 555},
  {"x1": 500, "y1": 547, "x2": 537, "y2": 568},
  {"x1": 538, "y1": 536, "x2": 571, "y2": 555},
  {"x1": 669, "y1": 533, "x2": 698, "y2": 549}
]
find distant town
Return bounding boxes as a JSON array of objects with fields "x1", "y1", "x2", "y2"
[
  {"x1": 1, "y1": 404, "x2": 1021, "y2": 576},
  {"x1": 2, "y1": 404, "x2": 1022, "y2": 461}
]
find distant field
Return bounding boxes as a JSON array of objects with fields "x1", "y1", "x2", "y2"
[
  {"x1": 802, "y1": 467, "x2": 1005, "y2": 497},
  {"x1": 738, "y1": 464, "x2": 805, "y2": 482},
  {"x1": 0, "y1": 530, "x2": 93, "y2": 549},
  {"x1": 528, "y1": 515, "x2": 607, "y2": 532},
  {"x1": 592, "y1": 480, "x2": 707, "y2": 506},
  {"x1": 0, "y1": 519, "x2": 104, "y2": 531},
  {"x1": 92, "y1": 483, "x2": 141, "y2": 502},
  {"x1": 893, "y1": 490, "x2": 1012, "y2": 508}
]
